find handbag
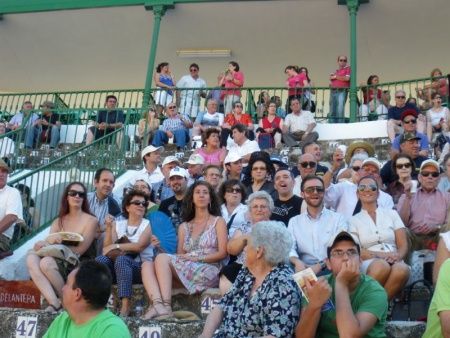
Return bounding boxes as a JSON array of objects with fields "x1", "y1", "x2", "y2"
[
  {"x1": 105, "y1": 236, "x2": 139, "y2": 262},
  {"x1": 29, "y1": 244, "x2": 79, "y2": 266},
  {"x1": 391, "y1": 279, "x2": 433, "y2": 321}
]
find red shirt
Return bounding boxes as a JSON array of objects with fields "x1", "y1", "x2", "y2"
[
  {"x1": 330, "y1": 66, "x2": 351, "y2": 88},
  {"x1": 224, "y1": 113, "x2": 252, "y2": 127},
  {"x1": 287, "y1": 73, "x2": 308, "y2": 96}
]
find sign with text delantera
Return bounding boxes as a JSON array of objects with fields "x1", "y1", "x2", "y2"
[{"x1": 0, "y1": 281, "x2": 41, "y2": 310}]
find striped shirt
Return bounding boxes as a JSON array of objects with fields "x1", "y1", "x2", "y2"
[
  {"x1": 87, "y1": 192, "x2": 123, "y2": 226},
  {"x1": 160, "y1": 114, "x2": 190, "y2": 132}
]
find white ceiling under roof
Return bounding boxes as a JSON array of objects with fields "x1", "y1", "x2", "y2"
[{"x1": 0, "y1": 0, "x2": 448, "y2": 93}]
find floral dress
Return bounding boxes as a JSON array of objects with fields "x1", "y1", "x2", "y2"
[
  {"x1": 214, "y1": 265, "x2": 301, "y2": 337},
  {"x1": 169, "y1": 216, "x2": 222, "y2": 293}
]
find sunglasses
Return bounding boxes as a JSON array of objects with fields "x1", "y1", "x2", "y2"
[
  {"x1": 396, "y1": 163, "x2": 412, "y2": 169},
  {"x1": 403, "y1": 119, "x2": 417, "y2": 124},
  {"x1": 234, "y1": 104, "x2": 243, "y2": 108},
  {"x1": 299, "y1": 161, "x2": 316, "y2": 168},
  {"x1": 357, "y1": 184, "x2": 378, "y2": 192},
  {"x1": 190, "y1": 69, "x2": 198, "y2": 72},
  {"x1": 226, "y1": 188, "x2": 243, "y2": 194},
  {"x1": 129, "y1": 200, "x2": 149, "y2": 207},
  {"x1": 396, "y1": 96, "x2": 406, "y2": 99},
  {"x1": 252, "y1": 166, "x2": 267, "y2": 171},
  {"x1": 303, "y1": 186, "x2": 325, "y2": 194},
  {"x1": 339, "y1": 59, "x2": 347, "y2": 62},
  {"x1": 352, "y1": 166, "x2": 362, "y2": 172},
  {"x1": 167, "y1": 106, "x2": 177, "y2": 109},
  {"x1": 420, "y1": 171, "x2": 439, "y2": 178},
  {"x1": 67, "y1": 190, "x2": 86, "y2": 198},
  {"x1": 148, "y1": 107, "x2": 156, "y2": 112}
]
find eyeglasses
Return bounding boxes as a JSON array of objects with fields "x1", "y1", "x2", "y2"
[
  {"x1": 420, "y1": 171, "x2": 439, "y2": 178},
  {"x1": 357, "y1": 184, "x2": 378, "y2": 192},
  {"x1": 396, "y1": 163, "x2": 412, "y2": 169},
  {"x1": 234, "y1": 104, "x2": 243, "y2": 108},
  {"x1": 189, "y1": 69, "x2": 198, "y2": 72},
  {"x1": 226, "y1": 188, "x2": 243, "y2": 194},
  {"x1": 129, "y1": 200, "x2": 149, "y2": 207},
  {"x1": 402, "y1": 119, "x2": 417, "y2": 124},
  {"x1": 252, "y1": 166, "x2": 267, "y2": 171},
  {"x1": 303, "y1": 186, "x2": 325, "y2": 194},
  {"x1": 352, "y1": 166, "x2": 362, "y2": 172},
  {"x1": 330, "y1": 249, "x2": 359, "y2": 258},
  {"x1": 299, "y1": 161, "x2": 316, "y2": 168},
  {"x1": 250, "y1": 205, "x2": 269, "y2": 210},
  {"x1": 396, "y1": 96, "x2": 406, "y2": 99},
  {"x1": 67, "y1": 190, "x2": 86, "y2": 198},
  {"x1": 167, "y1": 106, "x2": 177, "y2": 109},
  {"x1": 362, "y1": 167, "x2": 379, "y2": 175},
  {"x1": 339, "y1": 59, "x2": 347, "y2": 62}
]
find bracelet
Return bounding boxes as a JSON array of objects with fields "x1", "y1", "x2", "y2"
[{"x1": 198, "y1": 254, "x2": 205, "y2": 263}]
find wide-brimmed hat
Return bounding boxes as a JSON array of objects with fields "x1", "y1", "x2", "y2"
[
  {"x1": 345, "y1": 141, "x2": 375, "y2": 164},
  {"x1": 0, "y1": 158, "x2": 13, "y2": 174}
]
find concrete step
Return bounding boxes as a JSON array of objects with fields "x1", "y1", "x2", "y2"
[{"x1": 0, "y1": 307, "x2": 427, "y2": 338}]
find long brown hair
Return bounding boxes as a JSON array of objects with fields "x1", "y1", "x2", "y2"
[{"x1": 58, "y1": 182, "x2": 94, "y2": 220}]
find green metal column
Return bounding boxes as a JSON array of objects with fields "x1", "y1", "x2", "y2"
[
  {"x1": 347, "y1": 0, "x2": 359, "y2": 122},
  {"x1": 143, "y1": 4, "x2": 168, "y2": 107}
]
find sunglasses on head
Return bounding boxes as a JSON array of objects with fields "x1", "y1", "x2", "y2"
[
  {"x1": 303, "y1": 186, "x2": 325, "y2": 194},
  {"x1": 420, "y1": 171, "x2": 439, "y2": 178},
  {"x1": 67, "y1": 190, "x2": 86, "y2": 198},
  {"x1": 357, "y1": 184, "x2": 378, "y2": 192},
  {"x1": 396, "y1": 163, "x2": 412, "y2": 169},
  {"x1": 299, "y1": 161, "x2": 316, "y2": 168},
  {"x1": 129, "y1": 200, "x2": 149, "y2": 207}
]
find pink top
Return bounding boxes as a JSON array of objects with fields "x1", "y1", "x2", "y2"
[
  {"x1": 221, "y1": 71, "x2": 244, "y2": 99},
  {"x1": 287, "y1": 73, "x2": 308, "y2": 96},
  {"x1": 437, "y1": 78, "x2": 448, "y2": 96},
  {"x1": 330, "y1": 66, "x2": 351, "y2": 88},
  {"x1": 362, "y1": 88, "x2": 382, "y2": 104},
  {"x1": 198, "y1": 147, "x2": 225, "y2": 165}
]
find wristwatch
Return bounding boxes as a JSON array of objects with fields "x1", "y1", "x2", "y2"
[
  {"x1": 319, "y1": 260, "x2": 327, "y2": 271},
  {"x1": 116, "y1": 244, "x2": 120, "y2": 250}
]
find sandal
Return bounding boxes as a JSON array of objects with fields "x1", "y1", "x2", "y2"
[
  {"x1": 45, "y1": 304, "x2": 63, "y2": 314},
  {"x1": 141, "y1": 299, "x2": 172, "y2": 320}
]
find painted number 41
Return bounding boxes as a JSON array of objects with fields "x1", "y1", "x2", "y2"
[{"x1": 16, "y1": 316, "x2": 37, "y2": 338}]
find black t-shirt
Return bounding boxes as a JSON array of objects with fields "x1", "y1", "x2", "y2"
[
  {"x1": 271, "y1": 195, "x2": 303, "y2": 227},
  {"x1": 42, "y1": 113, "x2": 60, "y2": 130},
  {"x1": 159, "y1": 196, "x2": 183, "y2": 231}
]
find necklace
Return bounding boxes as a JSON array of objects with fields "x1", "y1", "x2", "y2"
[
  {"x1": 126, "y1": 223, "x2": 140, "y2": 237},
  {"x1": 188, "y1": 216, "x2": 210, "y2": 250}
]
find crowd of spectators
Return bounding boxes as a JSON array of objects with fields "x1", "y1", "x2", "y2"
[{"x1": 0, "y1": 61, "x2": 450, "y2": 337}]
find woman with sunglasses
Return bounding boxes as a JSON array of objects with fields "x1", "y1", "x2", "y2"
[
  {"x1": 350, "y1": 176, "x2": 410, "y2": 301},
  {"x1": 243, "y1": 152, "x2": 278, "y2": 201},
  {"x1": 27, "y1": 182, "x2": 97, "y2": 313},
  {"x1": 141, "y1": 181, "x2": 227, "y2": 319},
  {"x1": 387, "y1": 153, "x2": 416, "y2": 206},
  {"x1": 256, "y1": 101, "x2": 284, "y2": 149},
  {"x1": 426, "y1": 92, "x2": 450, "y2": 142},
  {"x1": 138, "y1": 105, "x2": 160, "y2": 147},
  {"x1": 219, "y1": 179, "x2": 248, "y2": 238},
  {"x1": 221, "y1": 101, "x2": 255, "y2": 148},
  {"x1": 96, "y1": 189, "x2": 154, "y2": 318},
  {"x1": 219, "y1": 191, "x2": 273, "y2": 295}
]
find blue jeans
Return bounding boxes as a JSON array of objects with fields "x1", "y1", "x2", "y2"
[
  {"x1": 25, "y1": 126, "x2": 60, "y2": 148},
  {"x1": 329, "y1": 90, "x2": 348, "y2": 123},
  {"x1": 152, "y1": 129, "x2": 189, "y2": 148}
]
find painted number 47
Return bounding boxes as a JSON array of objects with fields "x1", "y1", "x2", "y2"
[
  {"x1": 16, "y1": 316, "x2": 38, "y2": 338},
  {"x1": 201, "y1": 296, "x2": 219, "y2": 314}
]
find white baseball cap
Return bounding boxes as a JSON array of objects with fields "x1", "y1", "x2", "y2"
[
  {"x1": 186, "y1": 154, "x2": 205, "y2": 165},
  {"x1": 169, "y1": 166, "x2": 188, "y2": 179},
  {"x1": 162, "y1": 155, "x2": 182, "y2": 167},
  {"x1": 224, "y1": 152, "x2": 243, "y2": 164},
  {"x1": 141, "y1": 145, "x2": 164, "y2": 158}
]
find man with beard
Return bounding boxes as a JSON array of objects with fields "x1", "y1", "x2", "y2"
[
  {"x1": 271, "y1": 168, "x2": 303, "y2": 226},
  {"x1": 288, "y1": 176, "x2": 348, "y2": 276},
  {"x1": 152, "y1": 156, "x2": 182, "y2": 204},
  {"x1": 159, "y1": 167, "x2": 188, "y2": 231}
]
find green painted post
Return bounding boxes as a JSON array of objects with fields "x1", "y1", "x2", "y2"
[
  {"x1": 142, "y1": 4, "x2": 167, "y2": 107},
  {"x1": 347, "y1": 0, "x2": 359, "y2": 123}
]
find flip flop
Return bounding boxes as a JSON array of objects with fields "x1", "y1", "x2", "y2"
[{"x1": 45, "y1": 304, "x2": 63, "y2": 314}]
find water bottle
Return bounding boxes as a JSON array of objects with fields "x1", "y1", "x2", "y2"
[{"x1": 135, "y1": 299, "x2": 144, "y2": 317}]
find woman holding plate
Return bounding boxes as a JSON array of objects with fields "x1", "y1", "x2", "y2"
[{"x1": 26, "y1": 182, "x2": 97, "y2": 313}]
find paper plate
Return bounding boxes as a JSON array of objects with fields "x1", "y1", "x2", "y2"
[{"x1": 148, "y1": 212, "x2": 177, "y2": 254}]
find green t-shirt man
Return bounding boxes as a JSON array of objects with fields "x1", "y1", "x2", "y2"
[{"x1": 44, "y1": 309, "x2": 130, "y2": 338}]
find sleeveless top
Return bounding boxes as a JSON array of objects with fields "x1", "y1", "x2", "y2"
[
  {"x1": 261, "y1": 116, "x2": 282, "y2": 129},
  {"x1": 198, "y1": 147, "x2": 225, "y2": 164},
  {"x1": 428, "y1": 107, "x2": 447, "y2": 126},
  {"x1": 158, "y1": 74, "x2": 174, "y2": 96}
]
